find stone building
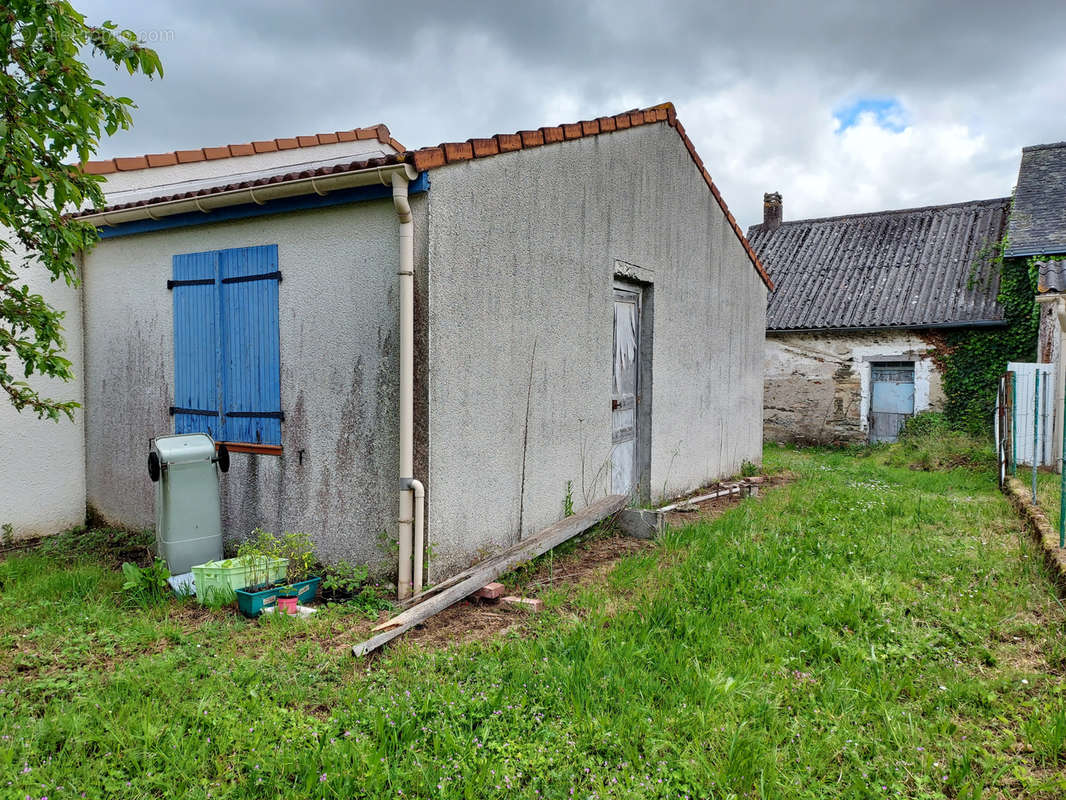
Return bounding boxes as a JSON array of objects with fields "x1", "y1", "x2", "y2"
[{"x1": 747, "y1": 194, "x2": 1009, "y2": 444}]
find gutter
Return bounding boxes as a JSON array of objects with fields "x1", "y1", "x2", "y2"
[{"x1": 76, "y1": 162, "x2": 418, "y2": 227}]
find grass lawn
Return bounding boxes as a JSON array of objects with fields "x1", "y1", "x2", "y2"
[
  {"x1": 1034, "y1": 469, "x2": 1066, "y2": 545},
  {"x1": 2, "y1": 444, "x2": 1065, "y2": 799}
]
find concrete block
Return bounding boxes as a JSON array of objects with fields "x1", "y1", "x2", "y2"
[
  {"x1": 502, "y1": 596, "x2": 543, "y2": 611},
  {"x1": 617, "y1": 508, "x2": 664, "y2": 540},
  {"x1": 474, "y1": 582, "x2": 505, "y2": 600}
]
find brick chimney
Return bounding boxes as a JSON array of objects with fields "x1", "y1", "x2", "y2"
[{"x1": 763, "y1": 192, "x2": 782, "y2": 231}]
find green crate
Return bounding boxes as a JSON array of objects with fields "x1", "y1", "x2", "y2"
[{"x1": 191, "y1": 556, "x2": 288, "y2": 605}]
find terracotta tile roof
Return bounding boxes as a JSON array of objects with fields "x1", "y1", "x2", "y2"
[
  {"x1": 82, "y1": 124, "x2": 403, "y2": 175},
  {"x1": 406, "y1": 102, "x2": 771, "y2": 289},
  {"x1": 77, "y1": 103, "x2": 770, "y2": 290}
]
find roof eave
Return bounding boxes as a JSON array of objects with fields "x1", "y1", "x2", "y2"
[
  {"x1": 767, "y1": 319, "x2": 1008, "y2": 335},
  {"x1": 77, "y1": 161, "x2": 418, "y2": 227}
]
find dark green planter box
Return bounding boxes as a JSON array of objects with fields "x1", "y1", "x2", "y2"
[
  {"x1": 237, "y1": 577, "x2": 321, "y2": 618},
  {"x1": 235, "y1": 585, "x2": 280, "y2": 618}
]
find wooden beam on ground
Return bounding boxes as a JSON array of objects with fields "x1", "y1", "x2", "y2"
[{"x1": 352, "y1": 494, "x2": 626, "y2": 657}]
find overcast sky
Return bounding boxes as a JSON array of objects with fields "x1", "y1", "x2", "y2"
[{"x1": 80, "y1": 0, "x2": 1066, "y2": 230}]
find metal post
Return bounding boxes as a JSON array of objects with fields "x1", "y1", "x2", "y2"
[
  {"x1": 1060, "y1": 379, "x2": 1066, "y2": 549},
  {"x1": 1012, "y1": 372, "x2": 1018, "y2": 476},
  {"x1": 1033, "y1": 370, "x2": 1040, "y2": 504}
]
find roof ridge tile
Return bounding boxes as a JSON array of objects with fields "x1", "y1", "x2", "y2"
[{"x1": 82, "y1": 123, "x2": 401, "y2": 175}]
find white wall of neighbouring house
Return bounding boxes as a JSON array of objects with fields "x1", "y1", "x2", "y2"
[
  {"x1": 0, "y1": 243, "x2": 86, "y2": 540},
  {"x1": 764, "y1": 330, "x2": 946, "y2": 444}
]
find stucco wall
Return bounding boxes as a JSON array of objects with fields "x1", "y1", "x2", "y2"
[
  {"x1": 81, "y1": 197, "x2": 422, "y2": 568},
  {"x1": 423, "y1": 122, "x2": 767, "y2": 579},
  {"x1": 764, "y1": 331, "x2": 946, "y2": 444},
  {"x1": 0, "y1": 244, "x2": 86, "y2": 540}
]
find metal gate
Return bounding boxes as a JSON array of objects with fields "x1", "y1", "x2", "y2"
[{"x1": 870, "y1": 362, "x2": 915, "y2": 443}]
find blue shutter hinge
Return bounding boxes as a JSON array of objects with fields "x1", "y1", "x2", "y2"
[
  {"x1": 220, "y1": 271, "x2": 283, "y2": 285},
  {"x1": 167, "y1": 278, "x2": 214, "y2": 290}
]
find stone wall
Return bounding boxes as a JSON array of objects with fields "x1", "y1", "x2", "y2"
[{"x1": 764, "y1": 331, "x2": 945, "y2": 444}]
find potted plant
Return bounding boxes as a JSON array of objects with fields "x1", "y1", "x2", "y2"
[
  {"x1": 235, "y1": 530, "x2": 321, "y2": 618},
  {"x1": 234, "y1": 530, "x2": 286, "y2": 618},
  {"x1": 274, "y1": 532, "x2": 320, "y2": 615}
]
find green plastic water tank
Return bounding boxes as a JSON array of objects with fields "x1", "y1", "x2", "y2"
[{"x1": 149, "y1": 433, "x2": 229, "y2": 574}]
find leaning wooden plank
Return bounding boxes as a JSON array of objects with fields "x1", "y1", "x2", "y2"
[
  {"x1": 372, "y1": 494, "x2": 625, "y2": 633},
  {"x1": 396, "y1": 493, "x2": 625, "y2": 610},
  {"x1": 352, "y1": 494, "x2": 626, "y2": 657}
]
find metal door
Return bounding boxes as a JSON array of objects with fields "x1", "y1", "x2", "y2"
[
  {"x1": 611, "y1": 284, "x2": 641, "y2": 495},
  {"x1": 870, "y1": 362, "x2": 914, "y2": 443}
]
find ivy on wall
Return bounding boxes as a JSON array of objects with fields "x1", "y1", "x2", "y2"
[{"x1": 929, "y1": 239, "x2": 1042, "y2": 434}]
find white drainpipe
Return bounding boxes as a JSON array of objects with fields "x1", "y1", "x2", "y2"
[{"x1": 392, "y1": 172, "x2": 425, "y2": 598}]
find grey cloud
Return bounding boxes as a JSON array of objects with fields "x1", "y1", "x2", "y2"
[{"x1": 78, "y1": 0, "x2": 1066, "y2": 227}]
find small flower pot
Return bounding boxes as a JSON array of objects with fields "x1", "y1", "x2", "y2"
[{"x1": 277, "y1": 595, "x2": 299, "y2": 615}]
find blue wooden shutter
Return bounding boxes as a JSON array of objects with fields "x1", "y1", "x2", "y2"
[
  {"x1": 171, "y1": 251, "x2": 222, "y2": 439},
  {"x1": 220, "y1": 245, "x2": 282, "y2": 446}
]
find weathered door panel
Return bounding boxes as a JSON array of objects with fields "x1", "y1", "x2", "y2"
[
  {"x1": 612, "y1": 285, "x2": 641, "y2": 496},
  {"x1": 870, "y1": 363, "x2": 914, "y2": 443}
]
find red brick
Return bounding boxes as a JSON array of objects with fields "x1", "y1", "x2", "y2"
[
  {"x1": 374, "y1": 125, "x2": 391, "y2": 144},
  {"x1": 474, "y1": 582, "x2": 505, "y2": 600},
  {"x1": 114, "y1": 156, "x2": 148, "y2": 171},
  {"x1": 653, "y1": 107, "x2": 668, "y2": 122},
  {"x1": 614, "y1": 114, "x2": 630, "y2": 130},
  {"x1": 643, "y1": 109, "x2": 658, "y2": 124},
  {"x1": 275, "y1": 138, "x2": 299, "y2": 150},
  {"x1": 227, "y1": 143, "x2": 254, "y2": 157},
  {"x1": 442, "y1": 141, "x2": 473, "y2": 162},
  {"x1": 389, "y1": 138, "x2": 405, "y2": 153},
  {"x1": 356, "y1": 127, "x2": 377, "y2": 140},
  {"x1": 317, "y1": 132, "x2": 339, "y2": 145},
  {"x1": 597, "y1": 116, "x2": 616, "y2": 133},
  {"x1": 336, "y1": 130, "x2": 358, "y2": 143},
  {"x1": 146, "y1": 153, "x2": 178, "y2": 167},
  {"x1": 562, "y1": 123, "x2": 583, "y2": 139},
  {"x1": 202, "y1": 147, "x2": 230, "y2": 160},
  {"x1": 296, "y1": 135, "x2": 318, "y2": 147},
  {"x1": 176, "y1": 149, "x2": 206, "y2": 163},
  {"x1": 518, "y1": 130, "x2": 544, "y2": 147},
  {"x1": 540, "y1": 126, "x2": 565, "y2": 144},
  {"x1": 502, "y1": 596, "x2": 543, "y2": 611},
  {"x1": 469, "y1": 138, "x2": 499, "y2": 158},
  {"x1": 252, "y1": 140, "x2": 278, "y2": 153},
  {"x1": 410, "y1": 148, "x2": 446, "y2": 170},
  {"x1": 629, "y1": 111, "x2": 645, "y2": 126},
  {"x1": 495, "y1": 133, "x2": 522, "y2": 152},
  {"x1": 581, "y1": 119, "x2": 599, "y2": 136},
  {"x1": 82, "y1": 160, "x2": 116, "y2": 175}
]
